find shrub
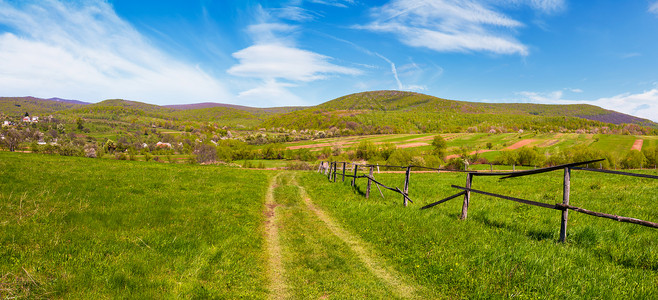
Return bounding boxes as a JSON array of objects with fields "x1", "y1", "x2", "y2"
[
  {"x1": 196, "y1": 144, "x2": 217, "y2": 164},
  {"x1": 431, "y1": 135, "x2": 447, "y2": 158},
  {"x1": 386, "y1": 149, "x2": 412, "y2": 167},
  {"x1": 356, "y1": 140, "x2": 376, "y2": 160},
  {"x1": 621, "y1": 150, "x2": 647, "y2": 169},
  {"x1": 286, "y1": 161, "x2": 312, "y2": 170},
  {"x1": 445, "y1": 157, "x2": 466, "y2": 170}
]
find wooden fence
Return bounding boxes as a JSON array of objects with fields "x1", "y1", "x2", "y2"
[{"x1": 316, "y1": 160, "x2": 658, "y2": 242}]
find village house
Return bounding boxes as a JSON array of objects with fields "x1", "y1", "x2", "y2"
[{"x1": 156, "y1": 142, "x2": 172, "y2": 148}]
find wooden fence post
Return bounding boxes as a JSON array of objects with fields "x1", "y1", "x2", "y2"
[
  {"x1": 327, "y1": 162, "x2": 332, "y2": 180},
  {"x1": 352, "y1": 165, "x2": 358, "y2": 187},
  {"x1": 460, "y1": 173, "x2": 473, "y2": 219},
  {"x1": 366, "y1": 166, "x2": 373, "y2": 198},
  {"x1": 403, "y1": 166, "x2": 411, "y2": 207},
  {"x1": 559, "y1": 167, "x2": 571, "y2": 242},
  {"x1": 333, "y1": 162, "x2": 337, "y2": 182},
  {"x1": 318, "y1": 162, "x2": 322, "y2": 173},
  {"x1": 342, "y1": 162, "x2": 346, "y2": 182}
]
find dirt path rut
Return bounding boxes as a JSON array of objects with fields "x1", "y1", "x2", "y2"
[
  {"x1": 292, "y1": 176, "x2": 417, "y2": 299},
  {"x1": 264, "y1": 174, "x2": 287, "y2": 300}
]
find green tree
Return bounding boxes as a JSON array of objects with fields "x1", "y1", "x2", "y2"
[
  {"x1": 356, "y1": 140, "x2": 375, "y2": 160},
  {"x1": 621, "y1": 150, "x2": 647, "y2": 169},
  {"x1": 431, "y1": 135, "x2": 447, "y2": 158},
  {"x1": 76, "y1": 118, "x2": 84, "y2": 131}
]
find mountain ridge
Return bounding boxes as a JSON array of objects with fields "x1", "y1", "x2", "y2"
[{"x1": 1, "y1": 91, "x2": 655, "y2": 132}]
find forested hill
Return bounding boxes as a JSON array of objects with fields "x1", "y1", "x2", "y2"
[
  {"x1": 1, "y1": 91, "x2": 656, "y2": 135},
  {"x1": 259, "y1": 91, "x2": 657, "y2": 134}
]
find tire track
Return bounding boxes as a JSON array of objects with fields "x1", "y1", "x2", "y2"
[
  {"x1": 264, "y1": 174, "x2": 287, "y2": 300},
  {"x1": 292, "y1": 175, "x2": 417, "y2": 299}
]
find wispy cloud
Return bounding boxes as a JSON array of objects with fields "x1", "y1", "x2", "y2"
[
  {"x1": 516, "y1": 89, "x2": 658, "y2": 122},
  {"x1": 228, "y1": 44, "x2": 360, "y2": 82},
  {"x1": 650, "y1": 1, "x2": 658, "y2": 15},
  {"x1": 0, "y1": 0, "x2": 229, "y2": 104},
  {"x1": 308, "y1": 0, "x2": 355, "y2": 8},
  {"x1": 357, "y1": 0, "x2": 529, "y2": 55},
  {"x1": 228, "y1": 5, "x2": 361, "y2": 106},
  {"x1": 357, "y1": 0, "x2": 565, "y2": 56}
]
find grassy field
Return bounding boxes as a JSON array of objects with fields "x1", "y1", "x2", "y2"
[
  {"x1": 298, "y1": 169, "x2": 658, "y2": 298},
  {"x1": 2, "y1": 152, "x2": 657, "y2": 298},
  {"x1": 284, "y1": 132, "x2": 654, "y2": 160},
  {"x1": 0, "y1": 152, "x2": 271, "y2": 298}
]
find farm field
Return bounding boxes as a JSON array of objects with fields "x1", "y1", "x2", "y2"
[
  {"x1": 1, "y1": 152, "x2": 657, "y2": 298},
  {"x1": 284, "y1": 132, "x2": 657, "y2": 160}
]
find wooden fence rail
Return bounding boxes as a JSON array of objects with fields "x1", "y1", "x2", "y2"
[{"x1": 316, "y1": 159, "x2": 657, "y2": 242}]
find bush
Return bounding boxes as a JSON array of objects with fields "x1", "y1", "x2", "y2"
[
  {"x1": 386, "y1": 149, "x2": 412, "y2": 167},
  {"x1": 285, "y1": 161, "x2": 312, "y2": 170},
  {"x1": 196, "y1": 144, "x2": 217, "y2": 164},
  {"x1": 356, "y1": 140, "x2": 376, "y2": 160},
  {"x1": 445, "y1": 157, "x2": 466, "y2": 170},
  {"x1": 424, "y1": 155, "x2": 444, "y2": 169},
  {"x1": 621, "y1": 150, "x2": 647, "y2": 169}
]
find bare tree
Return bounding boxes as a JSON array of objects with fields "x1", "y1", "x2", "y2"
[{"x1": 2, "y1": 128, "x2": 23, "y2": 152}]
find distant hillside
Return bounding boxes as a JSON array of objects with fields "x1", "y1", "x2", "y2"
[
  {"x1": 47, "y1": 98, "x2": 90, "y2": 105},
  {"x1": 0, "y1": 97, "x2": 86, "y2": 116},
  {"x1": 165, "y1": 102, "x2": 254, "y2": 110},
  {"x1": 260, "y1": 91, "x2": 657, "y2": 134},
  {"x1": 1, "y1": 92, "x2": 655, "y2": 135}
]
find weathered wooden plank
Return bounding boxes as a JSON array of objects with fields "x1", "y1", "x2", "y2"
[
  {"x1": 420, "y1": 191, "x2": 466, "y2": 210},
  {"x1": 366, "y1": 166, "x2": 373, "y2": 199},
  {"x1": 559, "y1": 167, "x2": 570, "y2": 242},
  {"x1": 395, "y1": 187, "x2": 413, "y2": 204},
  {"x1": 403, "y1": 166, "x2": 411, "y2": 207},
  {"x1": 557, "y1": 204, "x2": 658, "y2": 229},
  {"x1": 468, "y1": 159, "x2": 605, "y2": 178},
  {"x1": 499, "y1": 159, "x2": 604, "y2": 179},
  {"x1": 342, "y1": 162, "x2": 346, "y2": 182},
  {"x1": 572, "y1": 167, "x2": 658, "y2": 180},
  {"x1": 460, "y1": 173, "x2": 473, "y2": 220},
  {"x1": 333, "y1": 162, "x2": 337, "y2": 182},
  {"x1": 452, "y1": 185, "x2": 562, "y2": 210}
]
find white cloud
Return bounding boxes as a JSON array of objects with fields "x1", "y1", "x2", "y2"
[
  {"x1": 357, "y1": 0, "x2": 565, "y2": 56},
  {"x1": 501, "y1": 0, "x2": 566, "y2": 14},
  {"x1": 308, "y1": 0, "x2": 355, "y2": 8},
  {"x1": 228, "y1": 44, "x2": 361, "y2": 82},
  {"x1": 589, "y1": 90, "x2": 658, "y2": 122},
  {"x1": 273, "y1": 6, "x2": 317, "y2": 22},
  {"x1": 227, "y1": 6, "x2": 361, "y2": 105},
  {"x1": 650, "y1": 1, "x2": 658, "y2": 15},
  {"x1": 357, "y1": 0, "x2": 528, "y2": 55},
  {"x1": 236, "y1": 79, "x2": 306, "y2": 107},
  {"x1": 0, "y1": 0, "x2": 230, "y2": 104},
  {"x1": 516, "y1": 89, "x2": 658, "y2": 122}
]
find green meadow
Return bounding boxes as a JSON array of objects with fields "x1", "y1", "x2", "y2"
[
  {"x1": 1, "y1": 152, "x2": 657, "y2": 298},
  {"x1": 0, "y1": 152, "x2": 270, "y2": 298}
]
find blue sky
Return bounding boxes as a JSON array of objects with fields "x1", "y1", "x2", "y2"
[{"x1": 1, "y1": 0, "x2": 657, "y2": 121}]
